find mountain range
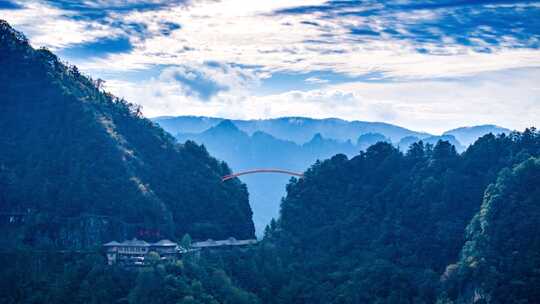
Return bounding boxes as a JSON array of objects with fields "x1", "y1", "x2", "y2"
[
  {"x1": 153, "y1": 116, "x2": 510, "y2": 234},
  {"x1": 154, "y1": 116, "x2": 510, "y2": 147}
]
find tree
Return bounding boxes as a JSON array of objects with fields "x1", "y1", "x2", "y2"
[
  {"x1": 147, "y1": 251, "x2": 161, "y2": 266},
  {"x1": 181, "y1": 234, "x2": 193, "y2": 250},
  {"x1": 95, "y1": 78, "x2": 105, "y2": 91}
]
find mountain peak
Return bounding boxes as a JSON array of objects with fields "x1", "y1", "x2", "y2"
[
  {"x1": 307, "y1": 133, "x2": 324, "y2": 144},
  {"x1": 444, "y1": 124, "x2": 509, "y2": 133},
  {"x1": 215, "y1": 119, "x2": 239, "y2": 130},
  {"x1": 202, "y1": 119, "x2": 247, "y2": 139},
  {"x1": 443, "y1": 124, "x2": 510, "y2": 146}
]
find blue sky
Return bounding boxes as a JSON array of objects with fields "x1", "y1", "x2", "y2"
[{"x1": 1, "y1": 0, "x2": 539, "y2": 133}]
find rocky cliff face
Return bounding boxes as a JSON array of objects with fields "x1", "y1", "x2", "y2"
[{"x1": 0, "y1": 20, "x2": 255, "y2": 248}]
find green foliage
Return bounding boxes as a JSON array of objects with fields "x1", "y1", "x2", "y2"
[
  {"x1": 181, "y1": 234, "x2": 193, "y2": 250},
  {"x1": 0, "y1": 20, "x2": 254, "y2": 247},
  {"x1": 444, "y1": 157, "x2": 540, "y2": 304},
  {"x1": 0, "y1": 251, "x2": 259, "y2": 304},
  {"x1": 208, "y1": 130, "x2": 540, "y2": 304}
]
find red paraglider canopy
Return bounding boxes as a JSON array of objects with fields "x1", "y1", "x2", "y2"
[{"x1": 222, "y1": 169, "x2": 303, "y2": 182}]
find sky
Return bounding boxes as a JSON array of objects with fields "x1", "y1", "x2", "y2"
[{"x1": 1, "y1": 0, "x2": 539, "y2": 134}]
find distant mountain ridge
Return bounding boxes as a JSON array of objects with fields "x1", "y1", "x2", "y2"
[
  {"x1": 153, "y1": 116, "x2": 510, "y2": 149},
  {"x1": 166, "y1": 118, "x2": 509, "y2": 235},
  {"x1": 154, "y1": 116, "x2": 431, "y2": 144},
  {"x1": 444, "y1": 124, "x2": 511, "y2": 146}
]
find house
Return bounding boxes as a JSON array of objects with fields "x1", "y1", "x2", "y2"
[{"x1": 103, "y1": 238, "x2": 184, "y2": 266}]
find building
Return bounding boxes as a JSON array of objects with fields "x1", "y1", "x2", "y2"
[
  {"x1": 103, "y1": 238, "x2": 184, "y2": 266},
  {"x1": 151, "y1": 239, "x2": 182, "y2": 260},
  {"x1": 191, "y1": 237, "x2": 257, "y2": 250},
  {"x1": 104, "y1": 237, "x2": 257, "y2": 266}
]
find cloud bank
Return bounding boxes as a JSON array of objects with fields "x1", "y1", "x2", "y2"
[{"x1": 1, "y1": 0, "x2": 539, "y2": 133}]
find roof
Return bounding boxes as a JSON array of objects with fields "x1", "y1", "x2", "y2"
[
  {"x1": 121, "y1": 238, "x2": 150, "y2": 247},
  {"x1": 191, "y1": 238, "x2": 257, "y2": 248},
  {"x1": 151, "y1": 239, "x2": 177, "y2": 247},
  {"x1": 103, "y1": 241, "x2": 122, "y2": 247},
  {"x1": 104, "y1": 239, "x2": 182, "y2": 247}
]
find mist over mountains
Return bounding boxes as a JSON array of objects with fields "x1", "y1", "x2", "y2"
[
  {"x1": 154, "y1": 116, "x2": 431, "y2": 144},
  {"x1": 153, "y1": 116, "x2": 510, "y2": 234},
  {"x1": 154, "y1": 116, "x2": 510, "y2": 148}
]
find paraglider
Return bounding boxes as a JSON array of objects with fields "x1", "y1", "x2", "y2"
[{"x1": 222, "y1": 169, "x2": 303, "y2": 182}]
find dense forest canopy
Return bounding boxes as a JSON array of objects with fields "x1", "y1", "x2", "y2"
[
  {"x1": 442, "y1": 156, "x2": 540, "y2": 303},
  {"x1": 0, "y1": 20, "x2": 254, "y2": 247},
  {"x1": 0, "y1": 251, "x2": 260, "y2": 304},
  {"x1": 209, "y1": 129, "x2": 539, "y2": 304},
  {"x1": 1, "y1": 129, "x2": 538, "y2": 303}
]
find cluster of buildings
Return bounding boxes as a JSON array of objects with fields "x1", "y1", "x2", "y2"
[{"x1": 103, "y1": 237, "x2": 257, "y2": 266}]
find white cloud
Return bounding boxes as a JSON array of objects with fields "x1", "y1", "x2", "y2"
[
  {"x1": 104, "y1": 67, "x2": 540, "y2": 134},
  {"x1": 305, "y1": 77, "x2": 329, "y2": 84},
  {"x1": 156, "y1": 62, "x2": 261, "y2": 100},
  {"x1": 4, "y1": 0, "x2": 539, "y2": 79},
  {"x1": 3, "y1": 1, "x2": 539, "y2": 133},
  {"x1": 1, "y1": 1, "x2": 121, "y2": 49},
  {"x1": 34, "y1": 0, "x2": 537, "y2": 80}
]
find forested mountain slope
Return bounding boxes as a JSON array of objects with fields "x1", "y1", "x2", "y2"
[
  {"x1": 210, "y1": 129, "x2": 539, "y2": 304},
  {"x1": 0, "y1": 251, "x2": 260, "y2": 304},
  {"x1": 441, "y1": 157, "x2": 540, "y2": 304},
  {"x1": 0, "y1": 20, "x2": 254, "y2": 248},
  {"x1": 177, "y1": 120, "x2": 359, "y2": 234}
]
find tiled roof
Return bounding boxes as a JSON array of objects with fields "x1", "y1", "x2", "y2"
[
  {"x1": 104, "y1": 239, "x2": 179, "y2": 247},
  {"x1": 122, "y1": 239, "x2": 150, "y2": 247},
  {"x1": 191, "y1": 238, "x2": 257, "y2": 248},
  {"x1": 103, "y1": 241, "x2": 122, "y2": 247},
  {"x1": 152, "y1": 239, "x2": 177, "y2": 247},
  {"x1": 104, "y1": 238, "x2": 256, "y2": 249}
]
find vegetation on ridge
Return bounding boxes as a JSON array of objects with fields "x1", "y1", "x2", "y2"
[
  {"x1": 0, "y1": 20, "x2": 255, "y2": 247},
  {"x1": 211, "y1": 129, "x2": 540, "y2": 304}
]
